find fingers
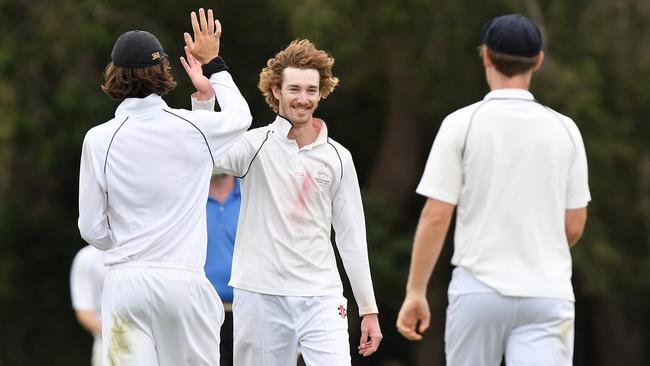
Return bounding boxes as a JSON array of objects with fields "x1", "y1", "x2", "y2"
[
  {"x1": 183, "y1": 32, "x2": 195, "y2": 50},
  {"x1": 199, "y1": 8, "x2": 208, "y2": 34},
  {"x1": 207, "y1": 9, "x2": 215, "y2": 34},
  {"x1": 214, "y1": 19, "x2": 222, "y2": 37},
  {"x1": 179, "y1": 56, "x2": 191, "y2": 75},
  {"x1": 190, "y1": 11, "x2": 200, "y2": 36},
  {"x1": 183, "y1": 46, "x2": 195, "y2": 66},
  {"x1": 358, "y1": 327, "x2": 369, "y2": 351},
  {"x1": 418, "y1": 316, "x2": 430, "y2": 334},
  {"x1": 396, "y1": 313, "x2": 424, "y2": 341}
]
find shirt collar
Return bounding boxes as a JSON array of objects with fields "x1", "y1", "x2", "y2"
[
  {"x1": 272, "y1": 115, "x2": 330, "y2": 147},
  {"x1": 115, "y1": 94, "x2": 168, "y2": 117},
  {"x1": 483, "y1": 88, "x2": 535, "y2": 101}
]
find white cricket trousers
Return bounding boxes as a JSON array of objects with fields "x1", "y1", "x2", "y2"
[
  {"x1": 445, "y1": 270, "x2": 575, "y2": 366},
  {"x1": 101, "y1": 263, "x2": 224, "y2": 366},
  {"x1": 91, "y1": 336, "x2": 101, "y2": 366},
  {"x1": 233, "y1": 288, "x2": 351, "y2": 366}
]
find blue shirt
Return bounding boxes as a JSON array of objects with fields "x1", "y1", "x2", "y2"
[{"x1": 205, "y1": 179, "x2": 241, "y2": 303}]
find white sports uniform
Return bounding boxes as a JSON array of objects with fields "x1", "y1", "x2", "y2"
[
  {"x1": 78, "y1": 70, "x2": 251, "y2": 366},
  {"x1": 192, "y1": 98, "x2": 378, "y2": 364},
  {"x1": 417, "y1": 89, "x2": 590, "y2": 365},
  {"x1": 70, "y1": 245, "x2": 108, "y2": 366}
]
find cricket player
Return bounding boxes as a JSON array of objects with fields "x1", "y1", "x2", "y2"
[
  {"x1": 78, "y1": 9, "x2": 251, "y2": 365},
  {"x1": 190, "y1": 39, "x2": 382, "y2": 365},
  {"x1": 70, "y1": 245, "x2": 107, "y2": 366},
  {"x1": 396, "y1": 14, "x2": 591, "y2": 365}
]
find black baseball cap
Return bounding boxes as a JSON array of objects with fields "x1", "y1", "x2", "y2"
[
  {"x1": 110, "y1": 30, "x2": 167, "y2": 68},
  {"x1": 481, "y1": 14, "x2": 542, "y2": 57}
]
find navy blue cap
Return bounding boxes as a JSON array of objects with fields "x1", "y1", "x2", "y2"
[
  {"x1": 111, "y1": 30, "x2": 167, "y2": 68},
  {"x1": 481, "y1": 14, "x2": 542, "y2": 57}
]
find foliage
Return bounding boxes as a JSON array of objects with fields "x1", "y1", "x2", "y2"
[{"x1": 0, "y1": 0, "x2": 648, "y2": 365}]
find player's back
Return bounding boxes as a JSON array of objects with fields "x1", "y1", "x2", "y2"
[
  {"x1": 89, "y1": 95, "x2": 214, "y2": 267},
  {"x1": 452, "y1": 90, "x2": 584, "y2": 300}
]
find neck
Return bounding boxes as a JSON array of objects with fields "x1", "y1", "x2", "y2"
[
  {"x1": 209, "y1": 175, "x2": 235, "y2": 203},
  {"x1": 486, "y1": 68, "x2": 533, "y2": 91},
  {"x1": 285, "y1": 117, "x2": 321, "y2": 148}
]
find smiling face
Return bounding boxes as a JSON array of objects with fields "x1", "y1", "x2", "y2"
[{"x1": 272, "y1": 67, "x2": 321, "y2": 126}]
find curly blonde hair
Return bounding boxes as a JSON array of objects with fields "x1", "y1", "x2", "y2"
[{"x1": 258, "y1": 39, "x2": 339, "y2": 113}]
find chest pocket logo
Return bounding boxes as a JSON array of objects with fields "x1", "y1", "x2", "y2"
[{"x1": 313, "y1": 164, "x2": 331, "y2": 186}]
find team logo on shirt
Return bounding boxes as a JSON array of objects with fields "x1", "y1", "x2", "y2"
[
  {"x1": 314, "y1": 164, "x2": 331, "y2": 186},
  {"x1": 338, "y1": 304, "x2": 347, "y2": 318}
]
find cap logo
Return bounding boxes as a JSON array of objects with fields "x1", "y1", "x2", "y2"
[{"x1": 151, "y1": 51, "x2": 161, "y2": 61}]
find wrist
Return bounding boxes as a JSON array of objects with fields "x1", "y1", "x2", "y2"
[
  {"x1": 192, "y1": 91, "x2": 214, "y2": 101},
  {"x1": 201, "y1": 56, "x2": 229, "y2": 78}
]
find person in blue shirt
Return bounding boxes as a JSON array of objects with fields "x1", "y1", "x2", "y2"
[{"x1": 205, "y1": 173, "x2": 240, "y2": 366}]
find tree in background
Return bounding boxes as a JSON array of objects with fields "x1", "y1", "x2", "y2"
[{"x1": 0, "y1": 0, "x2": 648, "y2": 365}]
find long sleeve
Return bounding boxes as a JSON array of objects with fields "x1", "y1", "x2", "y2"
[
  {"x1": 78, "y1": 135, "x2": 113, "y2": 250},
  {"x1": 331, "y1": 155, "x2": 379, "y2": 316}
]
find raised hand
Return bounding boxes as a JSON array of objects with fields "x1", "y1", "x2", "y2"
[
  {"x1": 184, "y1": 8, "x2": 221, "y2": 64},
  {"x1": 180, "y1": 46, "x2": 214, "y2": 101}
]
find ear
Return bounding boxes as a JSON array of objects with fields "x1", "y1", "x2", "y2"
[
  {"x1": 533, "y1": 51, "x2": 545, "y2": 71},
  {"x1": 481, "y1": 47, "x2": 493, "y2": 68},
  {"x1": 271, "y1": 85, "x2": 281, "y2": 100}
]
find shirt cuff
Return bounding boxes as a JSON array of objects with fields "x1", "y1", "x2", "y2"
[
  {"x1": 191, "y1": 93, "x2": 216, "y2": 111},
  {"x1": 201, "y1": 56, "x2": 229, "y2": 78}
]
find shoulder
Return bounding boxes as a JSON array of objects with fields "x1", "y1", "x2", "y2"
[
  {"x1": 324, "y1": 137, "x2": 353, "y2": 163},
  {"x1": 442, "y1": 101, "x2": 485, "y2": 125},
  {"x1": 83, "y1": 116, "x2": 128, "y2": 146},
  {"x1": 538, "y1": 104, "x2": 584, "y2": 138}
]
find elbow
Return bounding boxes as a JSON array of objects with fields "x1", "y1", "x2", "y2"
[
  {"x1": 566, "y1": 225, "x2": 584, "y2": 247},
  {"x1": 565, "y1": 207, "x2": 587, "y2": 248},
  {"x1": 419, "y1": 199, "x2": 455, "y2": 231},
  {"x1": 78, "y1": 220, "x2": 111, "y2": 251},
  {"x1": 240, "y1": 108, "x2": 252, "y2": 129}
]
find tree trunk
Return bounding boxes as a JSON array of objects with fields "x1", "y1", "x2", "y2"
[{"x1": 367, "y1": 40, "x2": 426, "y2": 216}]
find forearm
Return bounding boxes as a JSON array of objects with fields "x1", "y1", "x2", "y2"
[
  {"x1": 75, "y1": 310, "x2": 101, "y2": 335},
  {"x1": 565, "y1": 207, "x2": 587, "y2": 248},
  {"x1": 405, "y1": 199, "x2": 454, "y2": 296}
]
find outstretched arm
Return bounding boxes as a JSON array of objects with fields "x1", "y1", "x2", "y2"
[{"x1": 396, "y1": 198, "x2": 454, "y2": 341}]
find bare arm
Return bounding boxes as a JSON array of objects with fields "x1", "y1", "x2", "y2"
[
  {"x1": 75, "y1": 310, "x2": 101, "y2": 336},
  {"x1": 396, "y1": 198, "x2": 455, "y2": 341},
  {"x1": 566, "y1": 207, "x2": 587, "y2": 247}
]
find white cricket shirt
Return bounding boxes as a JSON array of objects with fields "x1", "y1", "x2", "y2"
[
  {"x1": 191, "y1": 104, "x2": 378, "y2": 315},
  {"x1": 417, "y1": 89, "x2": 591, "y2": 301},
  {"x1": 70, "y1": 245, "x2": 107, "y2": 319},
  {"x1": 78, "y1": 71, "x2": 252, "y2": 268}
]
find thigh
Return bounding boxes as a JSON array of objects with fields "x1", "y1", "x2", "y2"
[
  {"x1": 506, "y1": 298, "x2": 574, "y2": 366},
  {"x1": 445, "y1": 292, "x2": 513, "y2": 366},
  {"x1": 233, "y1": 289, "x2": 299, "y2": 366},
  {"x1": 91, "y1": 336, "x2": 102, "y2": 366},
  {"x1": 101, "y1": 271, "x2": 158, "y2": 366},
  {"x1": 296, "y1": 295, "x2": 351, "y2": 366},
  {"x1": 151, "y1": 270, "x2": 223, "y2": 366}
]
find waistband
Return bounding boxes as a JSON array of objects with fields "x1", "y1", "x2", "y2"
[{"x1": 108, "y1": 261, "x2": 204, "y2": 274}]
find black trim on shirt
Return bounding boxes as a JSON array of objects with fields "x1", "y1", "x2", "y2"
[
  {"x1": 238, "y1": 130, "x2": 271, "y2": 179},
  {"x1": 277, "y1": 114, "x2": 294, "y2": 126},
  {"x1": 461, "y1": 97, "x2": 578, "y2": 168},
  {"x1": 102, "y1": 116, "x2": 129, "y2": 227},
  {"x1": 327, "y1": 139, "x2": 344, "y2": 181},
  {"x1": 163, "y1": 109, "x2": 215, "y2": 166}
]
